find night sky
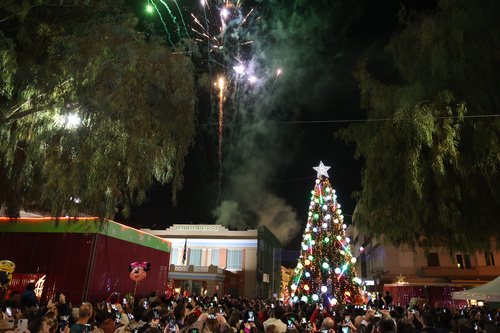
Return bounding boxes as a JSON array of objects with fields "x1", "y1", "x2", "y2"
[{"x1": 117, "y1": 0, "x2": 435, "y2": 252}]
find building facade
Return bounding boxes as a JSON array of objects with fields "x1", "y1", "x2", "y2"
[
  {"x1": 347, "y1": 225, "x2": 500, "y2": 291},
  {"x1": 280, "y1": 266, "x2": 294, "y2": 299},
  {"x1": 142, "y1": 224, "x2": 281, "y2": 298}
]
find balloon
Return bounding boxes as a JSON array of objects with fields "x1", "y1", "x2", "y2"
[
  {"x1": 0, "y1": 260, "x2": 15, "y2": 289},
  {"x1": 128, "y1": 262, "x2": 151, "y2": 282}
]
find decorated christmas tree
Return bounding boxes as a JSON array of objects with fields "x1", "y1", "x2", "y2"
[{"x1": 290, "y1": 161, "x2": 361, "y2": 305}]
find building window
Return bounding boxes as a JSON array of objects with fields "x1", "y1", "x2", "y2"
[
  {"x1": 367, "y1": 257, "x2": 373, "y2": 273},
  {"x1": 464, "y1": 254, "x2": 472, "y2": 269},
  {"x1": 485, "y1": 252, "x2": 495, "y2": 266},
  {"x1": 427, "y1": 253, "x2": 440, "y2": 267},
  {"x1": 171, "y1": 248, "x2": 178, "y2": 265},
  {"x1": 360, "y1": 252, "x2": 367, "y2": 278},
  {"x1": 212, "y1": 249, "x2": 219, "y2": 266},
  {"x1": 373, "y1": 248, "x2": 385, "y2": 272},
  {"x1": 189, "y1": 249, "x2": 202, "y2": 266},
  {"x1": 456, "y1": 254, "x2": 464, "y2": 269},
  {"x1": 227, "y1": 249, "x2": 243, "y2": 270}
]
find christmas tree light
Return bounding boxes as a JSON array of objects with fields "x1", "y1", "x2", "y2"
[{"x1": 290, "y1": 161, "x2": 361, "y2": 305}]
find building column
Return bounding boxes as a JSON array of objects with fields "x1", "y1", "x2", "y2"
[{"x1": 207, "y1": 280, "x2": 216, "y2": 297}]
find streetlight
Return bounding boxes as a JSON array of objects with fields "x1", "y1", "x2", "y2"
[{"x1": 66, "y1": 114, "x2": 80, "y2": 128}]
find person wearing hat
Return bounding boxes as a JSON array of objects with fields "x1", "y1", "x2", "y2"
[{"x1": 456, "y1": 318, "x2": 475, "y2": 333}]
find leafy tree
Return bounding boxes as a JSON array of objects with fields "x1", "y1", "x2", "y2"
[
  {"x1": 0, "y1": 1, "x2": 196, "y2": 218},
  {"x1": 340, "y1": 0, "x2": 500, "y2": 254}
]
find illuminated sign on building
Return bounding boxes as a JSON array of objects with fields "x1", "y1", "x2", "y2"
[{"x1": 175, "y1": 226, "x2": 219, "y2": 232}]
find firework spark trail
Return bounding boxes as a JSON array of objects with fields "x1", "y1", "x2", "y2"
[
  {"x1": 238, "y1": 8, "x2": 253, "y2": 29},
  {"x1": 217, "y1": 77, "x2": 225, "y2": 191},
  {"x1": 172, "y1": 0, "x2": 190, "y2": 38},
  {"x1": 265, "y1": 69, "x2": 282, "y2": 112},
  {"x1": 158, "y1": 0, "x2": 182, "y2": 41},
  {"x1": 191, "y1": 14, "x2": 205, "y2": 30},
  {"x1": 151, "y1": 0, "x2": 174, "y2": 46},
  {"x1": 220, "y1": 8, "x2": 228, "y2": 46},
  {"x1": 191, "y1": 13, "x2": 213, "y2": 42}
]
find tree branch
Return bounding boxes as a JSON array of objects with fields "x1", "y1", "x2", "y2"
[
  {"x1": 5, "y1": 78, "x2": 72, "y2": 122},
  {"x1": 4, "y1": 107, "x2": 45, "y2": 122},
  {"x1": 4, "y1": 92, "x2": 47, "y2": 121}
]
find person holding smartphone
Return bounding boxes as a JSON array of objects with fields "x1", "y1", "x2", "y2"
[
  {"x1": 137, "y1": 309, "x2": 160, "y2": 333},
  {"x1": 187, "y1": 311, "x2": 229, "y2": 333},
  {"x1": 114, "y1": 303, "x2": 130, "y2": 327},
  {"x1": 309, "y1": 304, "x2": 337, "y2": 332},
  {"x1": 244, "y1": 313, "x2": 257, "y2": 333},
  {"x1": 167, "y1": 316, "x2": 178, "y2": 333},
  {"x1": 69, "y1": 303, "x2": 93, "y2": 333},
  {"x1": 172, "y1": 302, "x2": 187, "y2": 330},
  {"x1": 356, "y1": 309, "x2": 376, "y2": 333},
  {"x1": 58, "y1": 315, "x2": 70, "y2": 331},
  {"x1": 54, "y1": 292, "x2": 73, "y2": 318},
  {"x1": 263, "y1": 305, "x2": 287, "y2": 333},
  {"x1": 342, "y1": 315, "x2": 359, "y2": 333}
]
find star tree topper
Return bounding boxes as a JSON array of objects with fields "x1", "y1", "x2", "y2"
[{"x1": 313, "y1": 161, "x2": 331, "y2": 178}]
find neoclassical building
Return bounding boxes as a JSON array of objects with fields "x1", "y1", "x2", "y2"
[{"x1": 142, "y1": 224, "x2": 281, "y2": 298}]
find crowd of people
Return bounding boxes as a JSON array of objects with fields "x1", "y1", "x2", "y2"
[{"x1": 1, "y1": 286, "x2": 499, "y2": 333}]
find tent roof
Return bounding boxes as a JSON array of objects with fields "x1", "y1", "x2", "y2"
[
  {"x1": 0, "y1": 217, "x2": 172, "y2": 253},
  {"x1": 452, "y1": 276, "x2": 500, "y2": 301}
]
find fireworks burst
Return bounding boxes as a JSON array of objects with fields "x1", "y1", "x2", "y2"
[{"x1": 147, "y1": 0, "x2": 282, "y2": 195}]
